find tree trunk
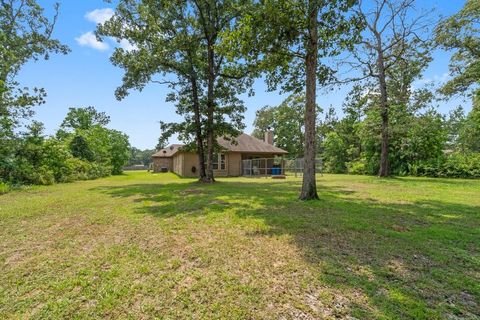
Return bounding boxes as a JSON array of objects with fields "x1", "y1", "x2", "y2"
[
  {"x1": 299, "y1": 0, "x2": 319, "y2": 200},
  {"x1": 190, "y1": 74, "x2": 207, "y2": 181},
  {"x1": 376, "y1": 37, "x2": 389, "y2": 177},
  {"x1": 205, "y1": 41, "x2": 216, "y2": 182}
]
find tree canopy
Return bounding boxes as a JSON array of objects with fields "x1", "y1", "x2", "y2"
[
  {"x1": 226, "y1": 0, "x2": 359, "y2": 199},
  {"x1": 435, "y1": 0, "x2": 479, "y2": 97},
  {"x1": 98, "y1": 0, "x2": 253, "y2": 182}
]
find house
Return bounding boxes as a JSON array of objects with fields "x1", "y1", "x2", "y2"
[{"x1": 151, "y1": 132, "x2": 288, "y2": 177}]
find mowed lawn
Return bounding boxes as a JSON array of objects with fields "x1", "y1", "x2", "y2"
[{"x1": 0, "y1": 172, "x2": 479, "y2": 319}]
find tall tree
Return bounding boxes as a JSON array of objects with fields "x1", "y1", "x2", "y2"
[
  {"x1": 348, "y1": 0, "x2": 431, "y2": 177},
  {"x1": 252, "y1": 93, "x2": 321, "y2": 158},
  {"x1": 0, "y1": 0, "x2": 69, "y2": 181},
  {"x1": 435, "y1": 0, "x2": 479, "y2": 97},
  {"x1": 57, "y1": 106, "x2": 131, "y2": 175},
  {"x1": 458, "y1": 93, "x2": 480, "y2": 152},
  {"x1": 227, "y1": 0, "x2": 359, "y2": 199},
  {"x1": 98, "y1": 0, "x2": 252, "y2": 183},
  {"x1": 188, "y1": 0, "x2": 252, "y2": 182},
  {"x1": 98, "y1": 0, "x2": 209, "y2": 181},
  {"x1": 60, "y1": 106, "x2": 110, "y2": 131}
]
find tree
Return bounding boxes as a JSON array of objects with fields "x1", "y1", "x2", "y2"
[
  {"x1": 98, "y1": 0, "x2": 252, "y2": 183},
  {"x1": 227, "y1": 0, "x2": 359, "y2": 199},
  {"x1": 98, "y1": 0, "x2": 208, "y2": 181},
  {"x1": 128, "y1": 147, "x2": 155, "y2": 166},
  {"x1": 322, "y1": 131, "x2": 348, "y2": 173},
  {"x1": 458, "y1": 93, "x2": 480, "y2": 152},
  {"x1": 0, "y1": 0, "x2": 69, "y2": 182},
  {"x1": 69, "y1": 135, "x2": 94, "y2": 162},
  {"x1": 108, "y1": 130, "x2": 131, "y2": 174},
  {"x1": 435, "y1": 0, "x2": 479, "y2": 97},
  {"x1": 59, "y1": 106, "x2": 131, "y2": 175},
  {"x1": 445, "y1": 106, "x2": 466, "y2": 150},
  {"x1": 60, "y1": 106, "x2": 110, "y2": 131},
  {"x1": 348, "y1": 0, "x2": 432, "y2": 177},
  {"x1": 252, "y1": 94, "x2": 321, "y2": 158},
  {"x1": 252, "y1": 106, "x2": 275, "y2": 140}
]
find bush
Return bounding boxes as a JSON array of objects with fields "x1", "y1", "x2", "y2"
[
  {"x1": 9, "y1": 161, "x2": 55, "y2": 186},
  {"x1": 0, "y1": 182, "x2": 10, "y2": 194},
  {"x1": 347, "y1": 159, "x2": 367, "y2": 175},
  {"x1": 322, "y1": 132, "x2": 348, "y2": 173},
  {"x1": 409, "y1": 152, "x2": 480, "y2": 178}
]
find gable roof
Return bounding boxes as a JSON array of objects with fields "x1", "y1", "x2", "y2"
[
  {"x1": 152, "y1": 144, "x2": 183, "y2": 158},
  {"x1": 152, "y1": 133, "x2": 288, "y2": 158},
  {"x1": 217, "y1": 133, "x2": 288, "y2": 154}
]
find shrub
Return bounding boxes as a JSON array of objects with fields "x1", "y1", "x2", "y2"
[
  {"x1": 0, "y1": 182, "x2": 10, "y2": 194},
  {"x1": 322, "y1": 132, "x2": 348, "y2": 173},
  {"x1": 409, "y1": 152, "x2": 480, "y2": 178},
  {"x1": 347, "y1": 159, "x2": 367, "y2": 175}
]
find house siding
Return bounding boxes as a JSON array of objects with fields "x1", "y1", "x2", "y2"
[
  {"x1": 152, "y1": 150, "x2": 285, "y2": 177},
  {"x1": 173, "y1": 153, "x2": 184, "y2": 176},
  {"x1": 182, "y1": 152, "x2": 199, "y2": 177},
  {"x1": 152, "y1": 157, "x2": 173, "y2": 172},
  {"x1": 228, "y1": 153, "x2": 242, "y2": 176}
]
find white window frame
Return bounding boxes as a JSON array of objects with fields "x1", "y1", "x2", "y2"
[{"x1": 212, "y1": 153, "x2": 226, "y2": 170}]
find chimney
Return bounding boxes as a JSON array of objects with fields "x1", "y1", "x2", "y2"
[{"x1": 264, "y1": 129, "x2": 274, "y2": 145}]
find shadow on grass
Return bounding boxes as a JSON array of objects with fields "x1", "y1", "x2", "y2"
[{"x1": 91, "y1": 179, "x2": 480, "y2": 318}]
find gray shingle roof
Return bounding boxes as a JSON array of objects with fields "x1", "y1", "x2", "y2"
[
  {"x1": 152, "y1": 133, "x2": 288, "y2": 158},
  {"x1": 217, "y1": 133, "x2": 288, "y2": 154},
  {"x1": 151, "y1": 144, "x2": 184, "y2": 158}
]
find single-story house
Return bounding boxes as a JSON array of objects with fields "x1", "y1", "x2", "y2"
[{"x1": 151, "y1": 132, "x2": 288, "y2": 177}]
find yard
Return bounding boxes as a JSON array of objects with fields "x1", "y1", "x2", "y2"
[{"x1": 0, "y1": 172, "x2": 479, "y2": 319}]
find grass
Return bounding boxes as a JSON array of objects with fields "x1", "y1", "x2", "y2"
[{"x1": 0, "y1": 171, "x2": 479, "y2": 319}]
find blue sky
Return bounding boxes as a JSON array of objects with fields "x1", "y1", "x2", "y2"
[{"x1": 18, "y1": 0, "x2": 470, "y2": 150}]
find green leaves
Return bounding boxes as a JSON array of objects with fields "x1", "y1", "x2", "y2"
[
  {"x1": 252, "y1": 93, "x2": 322, "y2": 157},
  {"x1": 0, "y1": 0, "x2": 69, "y2": 184},
  {"x1": 226, "y1": 0, "x2": 358, "y2": 92},
  {"x1": 435, "y1": 0, "x2": 480, "y2": 97}
]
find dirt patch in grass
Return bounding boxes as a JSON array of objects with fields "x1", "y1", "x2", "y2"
[{"x1": 178, "y1": 188, "x2": 207, "y2": 195}]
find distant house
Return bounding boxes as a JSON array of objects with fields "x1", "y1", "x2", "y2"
[{"x1": 151, "y1": 132, "x2": 288, "y2": 177}]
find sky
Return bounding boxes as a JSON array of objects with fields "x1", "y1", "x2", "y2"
[{"x1": 17, "y1": 0, "x2": 470, "y2": 150}]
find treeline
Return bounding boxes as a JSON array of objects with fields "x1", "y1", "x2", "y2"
[
  {"x1": 1, "y1": 3, "x2": 130, "y2": 192},
  {"x1": 127, "y1": 148, "x2": 155, "y2": 167},
  {"x1": 0, "y1": 107, "x2": 130, "y2": 191},
  {"x1": 249, "y1": 0, "x2": 480, "y2": 180},
  {"x1": 254, "y1": 92, "x2": 480, "y2": 178},
  {"x1": 320, "y1": 92, "x2": 480, "y2": 178}
]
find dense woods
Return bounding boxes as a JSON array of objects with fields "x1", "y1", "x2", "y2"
[
  {"x1": 0, "y1": 106, "x2": 130, "y2": 192},
  {"x1": 251, "y1": 0, "x2": 480, "y2": 179},
  {"x1": 254, "y1": 92, "x2": 480, "y2": 178},
  {"x1": 0, "y1": 2, "x2": 130, "y2": 192}
]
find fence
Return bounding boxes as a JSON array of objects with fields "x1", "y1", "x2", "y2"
[
  {"x1": 284, "y1": 158, "x2": 323, "y2": 177},
  {"x1": 123, "y1": 164, "x2": 149, "y2": 171}
]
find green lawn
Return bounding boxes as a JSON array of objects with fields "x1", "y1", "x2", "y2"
[{"x1": 1, "y1": 172, "x2": 479, "y2": 319}]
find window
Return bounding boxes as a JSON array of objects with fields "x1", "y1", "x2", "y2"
[
  {"x1": 220, "y1": 154, "x2": 226, "y2": 170},
  {"x1": 212, "y1": 153, "x2": 226, "y2": 170}
]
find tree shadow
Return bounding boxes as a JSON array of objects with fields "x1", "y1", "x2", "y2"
[{"x1": 91, "y1": 178, "x2": 480, "y2": 318}]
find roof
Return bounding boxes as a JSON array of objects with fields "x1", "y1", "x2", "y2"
[
  {"x1": 217, "y1": 133, "x2": 288, "y2": 154},
  {"x1": 151, "y1": 144, "x2": 183, "y2": 158},
  {"x1": 152, "y1": 133, "x2": 288, "y2": 158}
]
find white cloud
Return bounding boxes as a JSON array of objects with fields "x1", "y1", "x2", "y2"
[
  {"x1": 118, "y1": 39, "x2": 138, "y2": 52},
  {"x1": 79, "y1": 8, "x2": 136, "y2": 52},
  {"x1": 85, "y1": 8, "x2": 114, "y2": 25},
  {"x1": 75, "y1": 31, "x2": 109, "y2": 51},
  {"x1": 412, "y1": 72, "x2": 450, "y2": 90}
]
